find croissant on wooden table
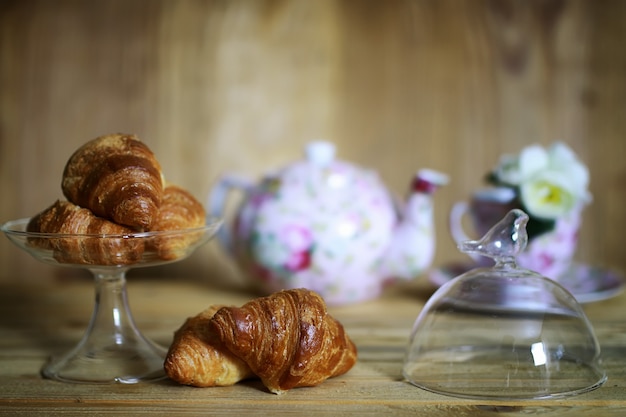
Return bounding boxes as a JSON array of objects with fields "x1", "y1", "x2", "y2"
[
  {"x1": 61, "y1": 133, "x2": 165, "y2": 231},
  {"x1": 27, "y1": 200, "x2": 145, "y2": 265},
  {"x1": 164, "y1": 288, "x2": 358, "y2": 394},
  {"x1": 163, "y1": 305, "x2": 255, "y2": 387}
]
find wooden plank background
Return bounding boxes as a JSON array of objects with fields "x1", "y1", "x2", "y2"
[{"x1": 1, "y1": 0, "x2": 624, "y2": 289}]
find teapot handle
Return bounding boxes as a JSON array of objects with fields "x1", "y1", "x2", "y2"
[
  {"x1": 208, "y1": 173, "x2": 254, "y2": 252},
  {"x1": 449, "y1": 201, "x2": 481, "y2": 262}
]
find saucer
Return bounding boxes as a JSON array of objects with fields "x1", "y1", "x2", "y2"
[{"x1": 428, "y1": 261, "x2": 624, "y2": 304}]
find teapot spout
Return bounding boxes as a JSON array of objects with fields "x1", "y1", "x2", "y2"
[{"x1": 379, "y1": 169, "x2": 448, "y2": 281}]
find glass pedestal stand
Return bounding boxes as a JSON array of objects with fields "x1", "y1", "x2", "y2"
[{"x1": 1, "y1": 217, "x2": 222, "y2": 384}]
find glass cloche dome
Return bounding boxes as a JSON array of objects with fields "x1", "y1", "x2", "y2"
[{"x1": 403, "y1": 209, "x2": 606, "y2": 399}]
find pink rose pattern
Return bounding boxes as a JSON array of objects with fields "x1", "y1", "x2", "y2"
[{"x1": 281, "y1": 224, "x2": 314, "y2": 272}]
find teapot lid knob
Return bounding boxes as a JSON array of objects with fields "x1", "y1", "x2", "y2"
[{"x1": 305, "y1": 140, "x2": 336, "y2": 166}]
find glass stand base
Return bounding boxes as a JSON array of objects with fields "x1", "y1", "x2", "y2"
[
  {"x1": 41, "y1": 268, "x2": 168, "y2": 384},
  {"x1": 42, "y1": 336, "x2": 167, "y2": 384}
]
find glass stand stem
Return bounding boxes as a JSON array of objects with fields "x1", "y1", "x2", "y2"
[{"x1": 42, "y1": 269, "x2": 167, "y2": 384}]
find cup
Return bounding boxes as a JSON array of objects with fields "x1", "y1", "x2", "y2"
[{"x1": 449, "y1": 187, "x2": 582, "y2": 281}]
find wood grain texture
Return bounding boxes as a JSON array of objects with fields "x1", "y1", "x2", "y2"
[
  {"x1": 1, "y1": 0, "x2": 625, "y2": 287},
  {"x1": 0, "y1": 278, "x2": 625, "y2": 415}
]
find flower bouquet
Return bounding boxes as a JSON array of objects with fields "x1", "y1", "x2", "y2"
[
  {"x1": 448, "y1": 143, "x2": 623, "y2": 298},
  {"x1": 486, "y1": 142, "x2": 591, "y2": 241}
]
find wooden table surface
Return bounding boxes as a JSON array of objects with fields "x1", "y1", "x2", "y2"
[{"x1": 0, "y1": 273, "x2": 625, "y2": 416}]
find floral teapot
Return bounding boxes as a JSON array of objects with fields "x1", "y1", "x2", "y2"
[{"x1": 209, "y1": 141, "x2": 448, "y2": 305}]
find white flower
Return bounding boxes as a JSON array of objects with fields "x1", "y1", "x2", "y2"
[{"x1": 494, "y1": 142, "x2": 591, "y2": 219}]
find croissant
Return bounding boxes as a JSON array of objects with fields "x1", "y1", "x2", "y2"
[
  {"x1": 27, "y1": 200, "x2": 145, "y2": 265},
  {"x1": 149, "y1": 184, "x2": 207, "y2": 260},
  {"x1": 164, "y1": 305, "x2": 255, "y2": 387},
  {"x1": 61, "y1": 133, "x2": 164, "y2": 231},
  {"x1": 165, "y1": 289, "x2": 357, "y2": 394}
]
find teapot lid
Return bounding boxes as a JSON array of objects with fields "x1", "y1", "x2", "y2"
[{"x1": 305, "y1": 141, "x2": 335, "y2": 166}]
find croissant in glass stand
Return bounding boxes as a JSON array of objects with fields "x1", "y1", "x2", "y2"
[
  {"x1": 27, "y1": 199, "x2": 145, "y2": 265},
  {"x1": 61, "y1": 132, "x2": 165, "y2": 231},
  {"x1": 149, "y1": 184, "x2": 207, "y2": 260}
]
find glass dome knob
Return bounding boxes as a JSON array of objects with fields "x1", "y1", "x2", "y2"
[{"x1": 459, "y1": 208, "x2": 528, "y2": 265}]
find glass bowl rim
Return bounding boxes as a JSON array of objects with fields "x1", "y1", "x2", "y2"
[{"x1": 1, "y1": 217, "x2": 223, "y2": 239}]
